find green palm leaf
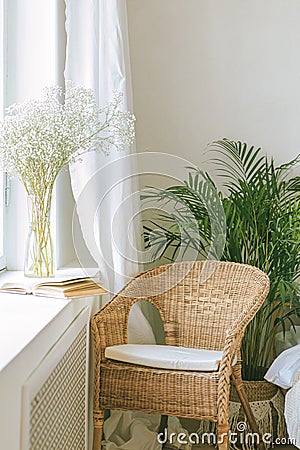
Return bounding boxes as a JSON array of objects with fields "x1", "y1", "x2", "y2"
[{"x1": 143, "y1": 138, "x2": 300, "y2": 380}]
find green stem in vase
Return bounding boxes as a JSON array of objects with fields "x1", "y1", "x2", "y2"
[{"x1": 25, "y1": 187, "x2": 54, "y2": 278}]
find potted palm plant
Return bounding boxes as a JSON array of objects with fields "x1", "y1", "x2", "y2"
[{"x1": 143, "y1": 139, "x2": 300, "y2": 441}]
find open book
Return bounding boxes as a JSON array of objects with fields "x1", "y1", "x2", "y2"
[{"x1": 0, "y1": 276, "x2": 107, "y2": 299}]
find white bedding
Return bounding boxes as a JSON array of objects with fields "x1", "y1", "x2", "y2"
[
  {"x1": 265, "y1": 343, "x2": 300, "y2": 448},
  {"x1": 285, "y1": 379, "x2": 300, "y2": 448},
  {"x1": 264, "y1": 343, "x2": 300, "y2": 389}
]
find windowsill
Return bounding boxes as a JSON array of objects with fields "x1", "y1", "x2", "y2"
[
  {"x1": 0, "y1": 265, "x2": 101, "y2": 373},
  {"x1": 0, "y1": 265, "x2": 99, "y2": 285},
  {"x1": 0, "y1": 294, "x2": 69, "y2": 372}
]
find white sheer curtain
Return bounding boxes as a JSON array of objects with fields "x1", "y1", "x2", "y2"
[
  {"x1": 64, "y1": 0, "x2": 155, "y2": 339},
  {"x1": 64, "y1": 2, "x2": 189, "y2": 449},
  {"x1": 65, "y1": 0, "x2": 140, "y2": 293}
]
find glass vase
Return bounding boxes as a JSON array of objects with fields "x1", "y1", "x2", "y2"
[{"x1": 24, "y1": 193, "x2": 54, "y2": 277}]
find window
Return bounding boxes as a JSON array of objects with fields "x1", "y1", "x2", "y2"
[
  {"x1": 0, "y1": 0, "x2": 6, "y2": 270},
  {"x1": 1, "y1": 1, "x2": 92, "y2": 271},
  {"x1": 4, "y1": 0, "x2": 56, "y2": 270}
]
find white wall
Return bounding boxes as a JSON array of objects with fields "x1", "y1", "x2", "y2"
[{"x1": 127, "y1": 0, "x2": 300, "y2": 172}]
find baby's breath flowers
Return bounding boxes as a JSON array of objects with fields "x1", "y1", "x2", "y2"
[{"x1": 0, "y1": 81, "x2": 135, "y2": 277}]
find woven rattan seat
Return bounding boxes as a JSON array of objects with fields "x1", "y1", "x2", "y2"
[{"x1": 91, "y1": 260, "x2": 270, "y2": 450}]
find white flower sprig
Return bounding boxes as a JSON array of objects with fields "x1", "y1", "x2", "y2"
[{"x1": 0, "y1": 81, "x2": 135, "y2": 195}]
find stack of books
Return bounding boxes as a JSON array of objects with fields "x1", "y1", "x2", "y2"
[{"x1": 0, "y1": 276, "x2": 107, "y2": 299}]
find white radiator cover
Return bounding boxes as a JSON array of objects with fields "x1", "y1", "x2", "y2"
[{"x1": 21, "y1": 307, "x2": 90, "y2": 450}]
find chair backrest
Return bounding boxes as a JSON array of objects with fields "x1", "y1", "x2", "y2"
[{"x1": 96, "y1": 261, "x2": 269, "y2": 352}]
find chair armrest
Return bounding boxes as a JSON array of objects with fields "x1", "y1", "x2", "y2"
[
  {"x1": 218, "y1": 292, "x2": 268, "y2": 395},
  {"x1": 91, "y1": 296, "x2": 134, "y2": 358},
  {"x1": 219, "y1": 309, "x2": 254, "y2": 374},
  {"x1": 216, "y1": 327, "x2": 242, "y2": 423},
  {"x1": 91, "y1": 291, "x2": 164, "y2": 358},
  {"x1": 91, "y1": 296, "x2": 134, "y2": 413},
  {"x1": 219, "y1": 328, "x2": 240, "y2": 377},
  {"x1": 219, "y1": 274, "x2": 270, "y2": 374}
]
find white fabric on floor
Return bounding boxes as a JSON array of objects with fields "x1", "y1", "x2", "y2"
[{"x1": 103, "y1": 413, "x2": 192, "y2": 450}]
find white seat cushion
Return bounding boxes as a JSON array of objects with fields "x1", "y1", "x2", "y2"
[{"x1": 105, "y1": 344, "x2": 232, "y2": 371}]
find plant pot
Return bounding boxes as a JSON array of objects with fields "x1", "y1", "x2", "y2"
[
  {"x1": 230, "y1": 380, "x2": 278, "y2": 403},
  {"x1": 229, "y1": 380, "x2": 286, "y2": 449}
]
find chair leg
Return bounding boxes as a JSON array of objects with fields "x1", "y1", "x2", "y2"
[
  {"x1": 93, "y1": 409, "x2": 104, "y2": 450},
  {"x1": 158, "y1": 414, "x2": 168, "y2": 434},
  {"x1": 231, "y1": 373, "x2": 264, "y2": 450},
  {"x1": 158, "y1": 415, "x2": 168, "y2": 448},
  {"x1": 218, "y1": 423, "x2": 229, "y2": 450}
]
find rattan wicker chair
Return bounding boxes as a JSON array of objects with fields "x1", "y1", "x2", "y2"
[{"x1": 91, "y1": 261, "x2": 270, "y2": 450}]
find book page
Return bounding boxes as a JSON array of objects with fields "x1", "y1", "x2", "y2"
[
  {"x1": 0, "y1": 282, "x2": 31, "y2": 294},
  {"x1": 33, "y1": 276, "x2": 101, "y2": 289},
  {"x1": 0, "y1": 270, "x2": 104, "y2": 297},
  {"x1": 33, "y1": 284, "x2": 106, "y2": 298}
]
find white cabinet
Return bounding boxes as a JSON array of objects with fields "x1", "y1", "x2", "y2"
[{"x1": 0, "y1": 293, "x2": 101, "y2": 450}]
